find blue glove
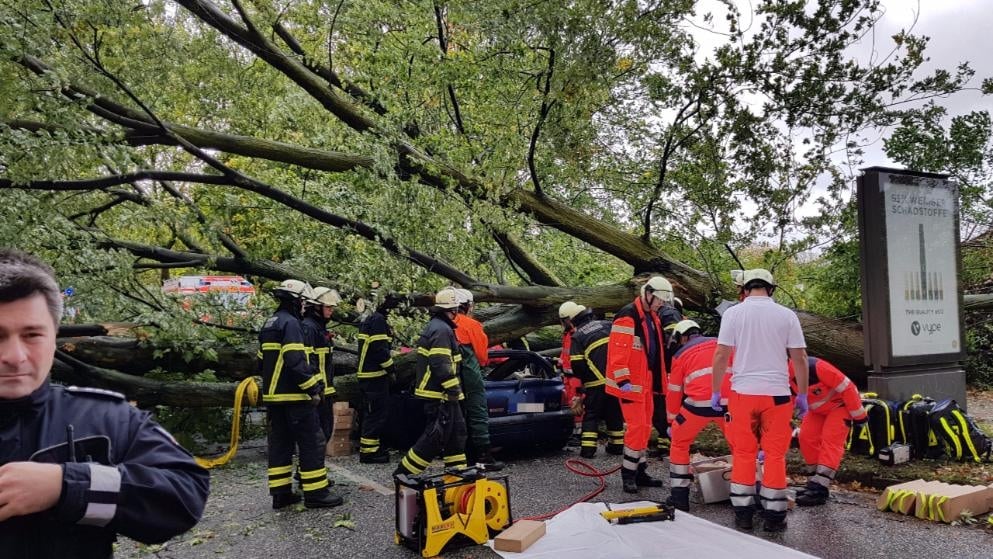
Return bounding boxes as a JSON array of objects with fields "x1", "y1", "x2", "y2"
[
  {"x1": 795, "y1": 394, "x2": 809, "y2": 418},
  {"x1": 620, "y1": 383, "x2": 634, "y2": 393},
  {"x1": 666, "y1": 426, "x2": 672, "y2": 438},
  {"x1": 757, "y1": 450, "x2": 766, "y2": 464},
  {"x1": 710, "y1": 392, "x2": 722, "y2": 411}
]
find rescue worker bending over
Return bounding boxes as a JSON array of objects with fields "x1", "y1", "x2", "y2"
[
  {"x1": 558, "y1": 302, "x2": 585, "y2": 445},
  {"x1": 259, "y1": 279, "x2": 343, "y2": 509},
  {"x1": 664, "y1": 320, "x2": 732, "y2": 512},
  {"x1": 395, "y1": 288, "x2": 467, "y2": 476},
  {"x1": 453, "y1": 289, "x2": 503, "y2": 470},
  {"x1": 606, "y1": 276, "x2": 670, "y2": 494},
  {"x1": 303, "y1": 286, "x2": 341, "y2": 441},
  {"x1": 792, "y1": 356, "x2": 866, "y2": 506},
  {"x1": 356, "y1": 301, "x2": 395, "y2": 463},
  {"x1": 711, "y1": 268, "x2": 808, "y2": 532},
  {"x1": 0, "y1": 249, "x2": 210, "y2": 557},
  {"x1": 565, "y1": 303, "x2": 624, "y2": 458}
]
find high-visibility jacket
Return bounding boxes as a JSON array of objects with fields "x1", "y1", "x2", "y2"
[
  {"x1": 560, "y1": 330, "x2": 573, "y2": 374},
  {"x1": 569, "y1": 314, "x2": 612, "y2": 389},
  {"x1": 413, "y1": 313, "x2": 464, "y2": 401},
  {"x1": 605, "y1": 298, "x2": 666, "y2": 402},
  {"x1": 454, "y1": 313, "x2": 489, "y2": 366},
  {"x1": 665, "y1": 336, "x2": 732, "y2": 421},
  {"x1": 791, "y1": 357, "x2": 866, "y2": 420},
  {"x1": 258, "y1": 305, "x2": 320, "y2": 404},
  {"x1": 356, "y1": 311, "x2": 394, "y2": 380},
  {"x1": 302, "y1": 313, "x2": 336, "y2": 396}
]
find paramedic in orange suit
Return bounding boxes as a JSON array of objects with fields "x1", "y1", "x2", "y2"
[
  {"x1": 664, "y1": 320, "x2": 732, "y2": 512},
  {"x1": 711, "y1": 268, "x2": 809, "y2": 532},
  {"x1": 605, "y1": 276, "x2": 670, "y2": 494}
]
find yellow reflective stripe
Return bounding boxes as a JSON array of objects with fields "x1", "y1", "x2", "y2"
[
  {"x1": 299, "y1": 467, "x2": 328, "y2": 479},
  {"x1": 268, "y1": 465, "x2": 294, "y2": 476},
  {"x1": 441, "y1": 377, "x2": 460, "y2": 389},
  {"x1": 939, "y1": 417, "x2": 963, "y2": 459},
  {"x1": 357, "y1": 370, "x2": 387, "y2": 379},
  {"x1": 360, "y1": 438, "x2": 379, "y2": 445},
  {"x1": 453, "y1": 354, "x2": 462, "y2": 363},
  {"x1": 584, "y1": 338, "x2": 608, "y2": 382},
  {"x1": 358, "y1": 334, "x2": 390, "y2": 343},
  {"x1": 611, "y1": 325, "x2": 635, "y2": 335},
  {"x1": 401, "y1": 456, "x2": 426, "y2": 474},
  {"x1": 582, "y1": 379, "x2": 606, "y2": 388},
  {"x1": 315, "y1": 348, "x2": 330, "y2": 355},
  {"x1": 407, "y1": 450, "x2": 430, "y2": 468},
  {"x1": 444, "y1": 454, "x2": 467, "y2": 463},
  {"x1": 268, "y1": 478, "x2": 292, "y2": 488},
  {"x1": 262, "y1": 394, "x2": 312, "y2": 403},
  {"x1": 955, "y1": 412, "x2": 981, "y2": 461},
  {"x1": 381, "y1": 358, "x2": 394, "y2": 368},
  {"x1": 418, "y1": 347, "x2": 453, "y2": 357},
  {"x1": 570, "y1": 355, "x2": 584, "y2": 362},
  {"x1": 303, "y1": 479, "x2": 329, "y2": 492},
  {"x1": 299, "y1": 375, "x2": 320, "y2": 390},
  {"x1": 261, "y1": 343, "x2": 282, "y2": 351},
  {"x1": 281, "y1": 343, "x2": 305, "y2": 352},
  {"x1": 256, "y1": 351, "x2": 263, "y2": 359}
]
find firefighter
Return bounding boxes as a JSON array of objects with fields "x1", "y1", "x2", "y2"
[
  {"x1": 453, "y1": 289, "x2": 504, "y2": 469},
  {"x1": 558, "y1": 302, "x2": 585, "y2": 445},
  {"x1": 606, "y1": 276, "x2": 670, "y2": 494},
  {"x1": 711, "y1": 268, "x2": 808, "y2": 531},
  {"x1": 664, "y1": 320, "x2": 733, "y2": 512},
  {"x1": 0, "y1": 249, "x2": 209, "y2": 557},
  {"x1": 566, "y1": 303, "x2": 625, "y2": 458},
  {"x1": 793, "y1": 356, "x2": 867, "y2": 506},
  {"x1": 259, "y1": 279, "x2": 343, "y2": 509},
  {"x1": 355, "y1": 300, "x2": 395, "y2": 463},
  {"x1": 303, "y1": 287, "x2": 342, "y2": 441},
  {"x1": 395, "y1": 288, "x2": 467, "y2": 476}
]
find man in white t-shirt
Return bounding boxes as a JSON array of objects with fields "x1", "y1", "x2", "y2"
[{"x1": 711, "y1": 268, "x2": 809, "y2": 532}]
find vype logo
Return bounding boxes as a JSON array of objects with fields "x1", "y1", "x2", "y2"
[{"x1": 910, "y1": 321, "x2": 941, "y2": 336}]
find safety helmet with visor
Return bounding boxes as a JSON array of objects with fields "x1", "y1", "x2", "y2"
[
  {"x1": 558, "y1": 301, "x2": 587, "y2": 320},
  {"x1": 641, "y1": 276, "x2": 674, "y2": 303}
]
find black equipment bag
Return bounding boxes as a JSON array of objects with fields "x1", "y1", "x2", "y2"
[
  {"x1": 929, "y1": 399, "x2": 993, "y2": 463},
  {"x1": 847, "y1": 393, "x2": 896, "y2": 458},
  {"x1": 896, "y1": 394, "x2": 943, "y2": 460}
]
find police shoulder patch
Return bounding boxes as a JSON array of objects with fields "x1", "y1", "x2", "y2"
[{"x1": 65, "y1": 385, "x2": 127, "y2": 401}]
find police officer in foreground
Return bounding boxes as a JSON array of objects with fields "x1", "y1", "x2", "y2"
[
  {"x1": 259, "y1": 279, "x2": 343, "y2": 509},
  {"x1": 0, "y1": 248, "x2": 210, "y2": 557}
]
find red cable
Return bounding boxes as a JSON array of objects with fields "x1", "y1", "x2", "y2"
[{"x1": 521, "y1": 458, "x2": 621, "y2": 521}]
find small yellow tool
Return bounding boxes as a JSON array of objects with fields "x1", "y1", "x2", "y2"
[{"x1": 600, "y1": 502, "x2": 676, "y2": 525}]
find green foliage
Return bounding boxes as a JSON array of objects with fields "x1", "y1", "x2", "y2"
[{"x1": 965, "y1": 316, "x2": 993, "y2": 389}]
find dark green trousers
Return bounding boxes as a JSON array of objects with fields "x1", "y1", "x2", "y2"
[{"x1": 458, "y1": 346, "x2": 490, "y2": 451}]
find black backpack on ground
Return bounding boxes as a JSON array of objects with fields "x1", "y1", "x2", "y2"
[
  {"x1": 847, "y1": 393, "x2": 896, "y2": 458},
  {"x1": 928, "y1": 399, "x2": 993, "y2": 463},
  {"x1": 896, "y1": 394, "x2": 943, "y2": 460}
]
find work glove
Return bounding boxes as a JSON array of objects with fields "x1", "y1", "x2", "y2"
[
  {"x1": 306, "y1": 380, "x2": 325, "y2": 397},
  {"x1": 666, "y1": 426, "x2": 672, "y2": 439},
  {"x1": 795, "y1": 394, "x2": 809, "y2": 419},
  {"x1": 619, "y1": 382, "x2": 634, "y2": 393},
  {"x1": 757, "y1": 450, "x2": 766, "y2": 464},
  {"x1": 710, "y1": 391, "x2": 722, "y2": 412},
  {"x1": 444, "y1": 388, "x2": 462, "y2": 402}
]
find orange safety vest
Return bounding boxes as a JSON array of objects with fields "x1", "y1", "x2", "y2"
[
  {"x1": 605, "y1": 297, "x2": 666, "y2": 402},
  {"x1": 665, "y1": 336, "x2": 733, "y2": 421},
  {"x1": 791, "y1": 357, "x2": 866, "y2": 420}
]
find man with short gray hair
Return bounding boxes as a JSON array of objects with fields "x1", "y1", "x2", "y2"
[{"x1": 0, "y1": 248, "x2": 210, "y2": 557}]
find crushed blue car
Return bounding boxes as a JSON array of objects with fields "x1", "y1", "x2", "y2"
[{"x1": 382, "y1": 349, "x2": 574, "y2": 452}]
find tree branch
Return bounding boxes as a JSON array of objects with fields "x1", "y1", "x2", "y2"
[
  {"x1": 527, "y1": 48, "x2": 556, "y2": 198},
  {"x1": 492, "y1": 231, "x2": 563, "y2": 286}
]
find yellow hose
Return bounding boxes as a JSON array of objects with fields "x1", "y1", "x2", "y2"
[{"x1": 195, "y1": 377, "x2": 260, "y2": 469}]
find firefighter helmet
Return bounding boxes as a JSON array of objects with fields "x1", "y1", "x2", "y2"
[
  {"x1": 641, "y1": 276, "x2": 674, "y2": 303},
  {"x1": 673, "y1": 319, "x2": 701, "y2": 337},
  {"x1": 310, "y1": 286, "x2": 342, "y2": 307},
  {"x1": 558, "y1": 301, "x2": 587, "y2": 320},
  {"x1": 274, "y1": 279, "x2": 312, "y2": 300},
  {"x1": 434, "y1": 287, "x2": 460, "y2": 309},
  {"x1": 455, "y1": 288, "x2": 474, "y2": 305}
]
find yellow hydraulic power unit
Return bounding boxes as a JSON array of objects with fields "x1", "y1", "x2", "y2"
[
  {"x1": 395, "y1": 468, "x2": 512, "y2": 558},
  {"x1": 600, "y1": 502, "x2": 676, "y2": 525}
]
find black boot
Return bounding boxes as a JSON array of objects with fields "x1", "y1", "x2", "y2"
[
  {"x1": 304, "y1": 489, "x2": 344, "y2": 509},
  {"x1": 734, "y1": 506, "x2": 755, "y2": 531},
  {"x1": 763, "y1": 510, "x2": 788, "y2": 532},
  {"x1": 579, "y1": 446, "x2": 596, "y2": 459},
  {"x1": 635, "y1": 462, "x2": 663, "y2": 487},
  {"x1": 476, "y1": 450, "x2": 505, "y2": 471},
  {"x1": 796, "y1": 483, "x2": 829, "y2": 507},
  {"x1": 359, "y1": 449, "x2": 390, "y2": 464},
  {"x1": 621, "y1": 467, "x2": 639, "y2": 494},
  {"x1": 605, "y1": 443, "x2": 624, "y2": 455},
  {"x1": 666, "y1": 487, "x2": 690, "y2": 512},
  {"x1": 272, "y1": 492, "x2": 302, "y2": 510}
]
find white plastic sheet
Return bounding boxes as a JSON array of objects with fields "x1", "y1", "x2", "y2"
[{"x1": 490, "y1": 502, "x2": 817, "y2": 559}]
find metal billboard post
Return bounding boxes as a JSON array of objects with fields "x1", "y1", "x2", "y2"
[{"x1": 857, "y1": 167, "x2": 967, "y2": 407}]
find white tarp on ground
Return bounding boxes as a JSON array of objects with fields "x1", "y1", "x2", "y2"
[{"x1": 490, "y1": 502, "x2": 818, "y2": 559}]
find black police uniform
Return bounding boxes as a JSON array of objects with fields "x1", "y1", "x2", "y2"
[
  {"x1": 302, "y1": 310, "x2": 336, "y2": 441},
  {"x1": 396, "y1": 312, "x2": 466, "y2": 475},
  {"x1": 0, "y1": 382, "x2": 209, "y2": 559},
  {"x1": 258, "y1": 302, "x2": 329, "y2": 502},
  {"x1": 652, "y1": 303, "x2": 682, "y2": 456},
  {"x1": 569, "y1": 312, "x2": 624, "y2": 457},
  {"x1": 355, "y1": 311, "x2": 394, "y2": 458}
]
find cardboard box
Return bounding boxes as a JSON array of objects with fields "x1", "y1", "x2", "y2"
[
  {"x1": 877, "y1": 479, "x2": 927, "y2": 513},
  {"x1": 332, "y1": 414, "x2": 354, "y2": 430},
  {"x1": 912, "y1": 481, "x2": 961, "y2": 519},
  {"x1": 493, "y1": 520, "x2": 545, "y2": 553},
  {"x1": 326, "y1": 438, "x2": 353, "y2": 457},
  {"x1": 915, "y1": 483, "x2": 993, "y2": 522},
  {"x1": 332, "y1": 401, "x2": 354, "y2": 416}
]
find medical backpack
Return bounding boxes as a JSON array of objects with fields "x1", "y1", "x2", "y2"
[
  {"x1": 847, "y1": 393, "x2": 896, "y2": 458},
  {"x1": 928, "y1": 399, "x2": 993, "y2": 463},
  {"x1": 895, "y1": 394, "x2": 943, "y2": 460}
]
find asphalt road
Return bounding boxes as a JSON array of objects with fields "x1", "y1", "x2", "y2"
[{"x1": 118, "y1": 444, "x2": 992, "y2": 559}]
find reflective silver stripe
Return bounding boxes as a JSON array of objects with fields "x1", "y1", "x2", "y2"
[
  {"x1": 669, "y1": 463, "x2": 690, "y2": 475},
  {"x1": 670, "y1": 478, "x2": 692, "y2": 488},
  {"x1": 763, "y1": 499, "x2": 789, "y2": 512},
  {"x1": 810, "y1": 474, "x2": 832, "y2": 488},
  {"x1": 78, "y1": 464, "x2": 120, "y2": 527},
  {"x1": 730, "y1": 495, "x2": 755, "y2": 507},
  {"x1": 632, "y1": 336, "x2": 643, "y2": 350},
  {"x1": 611, "y1": 368, "x2": 631, "y2": 379},
  {"x1": 850, "y1": 407, "x2": 867, "y2": 418},
  {"x1": 760, "y1": 486, "x2": 788, "y2": 499},
  {"x1": 684, "y1": 368, "x2": 712, "y2": 384},
  {"x1": 815, "y1": 465, "x2": 837, "y2": 478},
  {"x1": 834, "y1": 378, "x2": 851, "y2": 393},
  {"x1": 683, "y1": 397, "x2": 710, "y2": 407},
  {"x1": 810, "y1": 397, "x2": 831, "y2": 410},
  {"x1": 667, "y1": 383, "x2": 681, "y2": 392},
  {"x1": 611, "y1": 325, "x2": 635, "y2": 335},
  {"x1": 666, "y1": 412, "x2": 677, "y2": 422},
  {"x1": 759, "y1": 485, "x2": 790, "y2": 511},
  {"x1": 622, "y1": 458, "x2": 639, "y2": 470},
  {"x1": 730, "y1": 482, "x2": 756, "y2": 496}
]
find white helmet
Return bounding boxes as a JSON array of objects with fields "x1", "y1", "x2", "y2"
[
  {"x1": 741, "y1": 268, "x2": 776, "y2": 288},
  {"x1": 455, "y1": 288, "x2": 474, "y2": 305},
  {"x1": 434, "y1": 287, "x2": 460, "y2": 309},
  {"x1": 641, "y1": 276, "x2": 674, "y2": 303},
  {"x1": 673, "y1": 319, "x2": 701, "y2": 336},
  {"x1": 730, "y1": 269, "x2": 744, "y2": 287},
  {"x1": 558, "y1": 301, "x2": 587, "y2": 320},
  {"x1": 274, "y1": 279, "x2": 312, "y2": 300},
  {"x1": 310, "y1": 286, "x2": 342, "y2": 307}
]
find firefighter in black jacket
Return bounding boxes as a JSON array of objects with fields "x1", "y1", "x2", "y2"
[
  {"x1": 259, "y1": 279, "x2": 342, "y2": 509},
  {"x1": 567, "y1": 306, "x2": 625, "y2": 459},
  {"x1": 356, "y1": 303, "x2": 395, "y2": 463},
  {"x1": 395, "y1": 288, "x2": 467, "y2": 475},
  {"x1": 303, "y1": 287, "x2": 342, "y2": 441},
  {"x1": 0, "y1": 249, "x2": 209, "y2": 558}
]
